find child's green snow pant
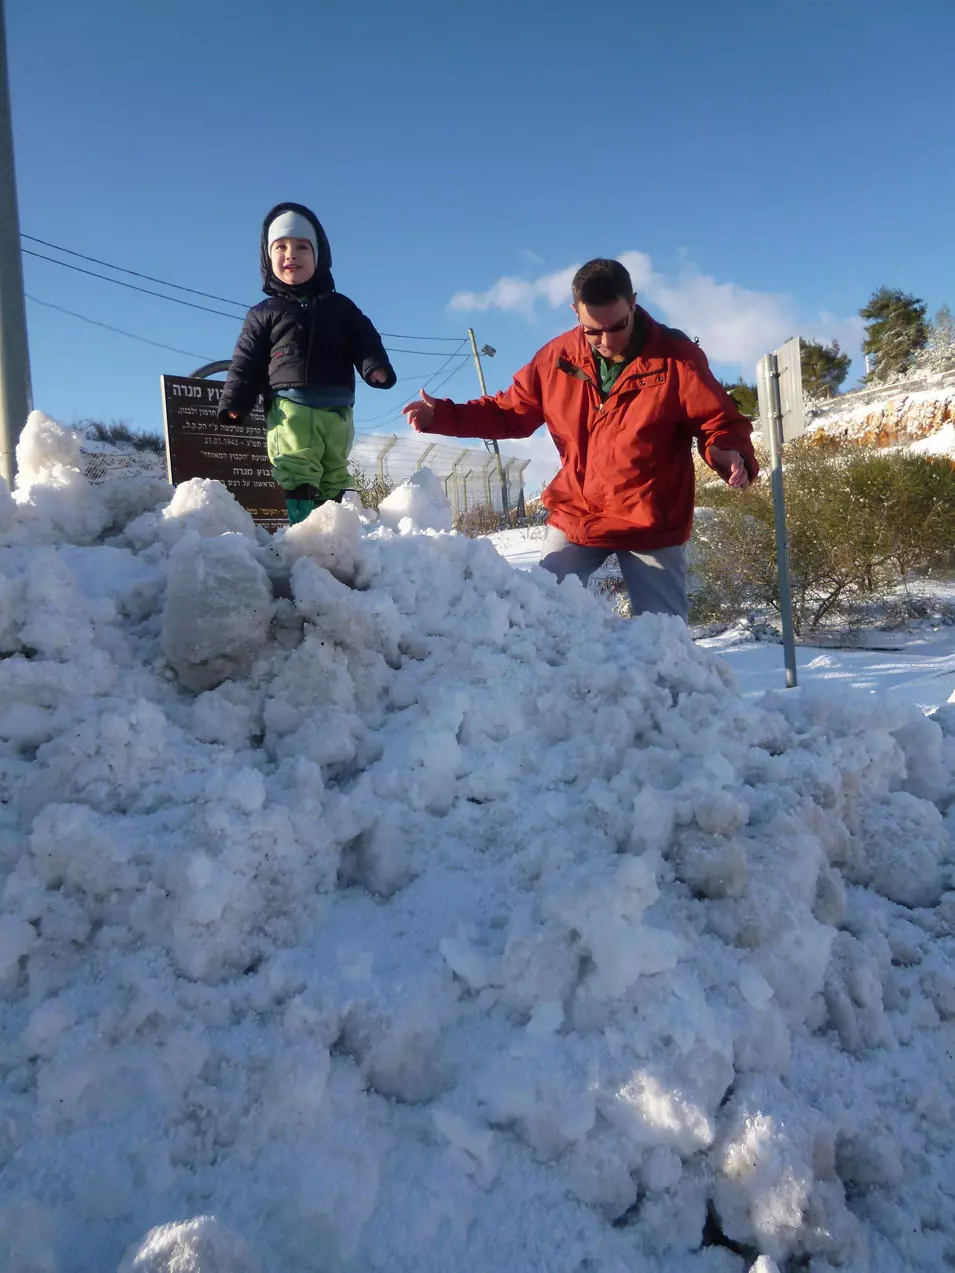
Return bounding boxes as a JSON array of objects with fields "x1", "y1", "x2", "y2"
[{"x1": 266, "y1": 398, "x2": 354, "y2": 523}]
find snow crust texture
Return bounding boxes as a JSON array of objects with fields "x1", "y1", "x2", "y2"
[{"x1": 1, "y1": 412, "x2": 954, "y2": 1272}]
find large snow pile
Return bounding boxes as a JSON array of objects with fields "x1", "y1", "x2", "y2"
[{"x1": 1, "y1": 412, "x2": 954, "y2": 1273}]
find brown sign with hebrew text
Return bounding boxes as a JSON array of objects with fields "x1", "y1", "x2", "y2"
[{"x1": 161, "y1": 375, "x2": 286, "y2": 531}]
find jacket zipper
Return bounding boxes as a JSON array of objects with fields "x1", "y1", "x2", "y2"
[{"x1": 304, "y1": 295, "x2": 315, "y2": 384}]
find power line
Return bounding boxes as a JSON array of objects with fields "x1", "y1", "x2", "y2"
[
  {"x1": 21, "y1": 232, "x2": 463, "y2": 342},
  {"x1": 26, "y1": 294, "x2": 213, "y2": 361},
  {"x1": 23, "y1": 250, "x2": 477, "y2": 357},
  {"x1": 22, "y1": 234, "x2": 248, "y2": 309},
  {"x1": 24, "y1": 285, "x2": 473, "y2": 386},
  {"x1": 385, "y1": 346, "x2": 472, "y2": 357},
  {"x1": 380, "y1": 331, "x2": 461, "y2": 342},
  {"x1": 353, "y1": 360, "x2": 471, "y2": 435},
  {"x1": 355, "y1": 339, "x2": 469, "y2": 429},
  {"x1": 22, "y1": 249, "x2": 243, "y2": 319},
  {"x1": 430, "y1": 355, "x2": 472, "y2": 396}
]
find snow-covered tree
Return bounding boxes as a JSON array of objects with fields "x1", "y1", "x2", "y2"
[
  {"x1": 860, "y1": 287, "x2": 929, "y2": 383},
  {"x1": 915, "y1": 304, "x2": 955, "y2": 374}
]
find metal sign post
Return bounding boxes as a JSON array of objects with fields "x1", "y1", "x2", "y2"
[{"x1": 756, "y1": 337, "x2": 804, "y2": 689}]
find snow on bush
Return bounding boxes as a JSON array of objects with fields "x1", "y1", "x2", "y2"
[{"x1": 0, "y1": 424, "x2": 953, "y2": 1272}]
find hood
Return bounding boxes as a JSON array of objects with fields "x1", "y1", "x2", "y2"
[{"x1": 260, "y1": 201, "x2": 335, "y2": 298}]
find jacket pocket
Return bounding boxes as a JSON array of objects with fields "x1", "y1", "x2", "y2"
[{"x1": 269, "y1": 343, "x2": 298, "y2": 374}]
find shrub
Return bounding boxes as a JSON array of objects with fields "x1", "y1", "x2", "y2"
[
  {"x1": 81, "y1": 420, "x2": 165, "y2": 454},
  {"x1": 351, "y1": 465, "x2": 393, "y2": 511},
  {"x1": 455, "y1": 504, "x2": 505, "y2": 537},
  {"x1": 692, "y1": 441, "x2": 955, "y2": 633}
]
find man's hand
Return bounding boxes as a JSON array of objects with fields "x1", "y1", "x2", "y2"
[
  {"x1": 368, "y1": 368, "x2": 389, "y2": 386},
  {"x1": 401, "y1": 389, "x2": 437, "y2": 433},
  {"x1": 709, "y1": 446, "x2": 751, "y2": 489}
]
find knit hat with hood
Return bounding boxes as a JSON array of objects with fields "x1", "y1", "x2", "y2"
[{"x1": 260, "y1": 201, "x2": 335, "y2": 298}]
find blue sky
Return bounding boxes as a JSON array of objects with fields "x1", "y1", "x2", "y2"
[{"x1": 8, "y1": 0, "x2": 955, "y2": 490}]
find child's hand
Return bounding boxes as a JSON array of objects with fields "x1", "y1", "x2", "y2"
[{"x1": 368, "y1": 368, "x2": 389, "y2": 386}]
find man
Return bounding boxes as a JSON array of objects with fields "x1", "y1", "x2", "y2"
[{"x1": 402, "y1": 259, "x2": 757, "y2": 620}]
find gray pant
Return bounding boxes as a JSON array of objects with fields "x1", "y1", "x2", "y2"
[{"x1": 539, "y1": 525, "x2": 688, "y2": 621}]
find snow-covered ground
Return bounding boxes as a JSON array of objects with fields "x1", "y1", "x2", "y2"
[{"x1": 1, "y1": 415, "x2": 954, "y2": 1273}]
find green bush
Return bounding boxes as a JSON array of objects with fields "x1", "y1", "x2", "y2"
[
  {"x1": 81, "y1": 420, "x2": 165, "y2": 454},
  {"x1": 455, "y1": 504, "x2": 504, "y2": 537},
  {"x1": 692, "y1": 441, "x2": 955, "y2": 633},
  {"x1": 351, "y1": 465, "x2": 393, "y2": 511}
]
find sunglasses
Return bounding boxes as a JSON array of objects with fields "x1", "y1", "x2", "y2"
[{"x1": 581, "y1": 314, "x2": 632, "y2": 338}]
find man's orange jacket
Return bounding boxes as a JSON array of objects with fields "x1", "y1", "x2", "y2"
[{"x1": 424, "y1": 310, "x2": 759, "y2": 551}]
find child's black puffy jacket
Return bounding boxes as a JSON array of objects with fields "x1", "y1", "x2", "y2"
[{"x1": 218, "y1": 201, "x2": 395, "y2": 421}]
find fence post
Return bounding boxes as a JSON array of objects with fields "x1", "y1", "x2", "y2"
[
  {"x1": 416, "y1": 442, "x2": 436, "y2": 471},
  {"x1": 377, "y1": 434, "x2": 398, "y2": 483}
]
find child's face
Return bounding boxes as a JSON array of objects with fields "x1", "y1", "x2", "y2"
[{"x1": 270, "y1": 237, "x2": 316, "y2": 285}]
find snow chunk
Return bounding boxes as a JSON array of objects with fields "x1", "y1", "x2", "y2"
[
  {"x1": 161, "y1": 532, "x2": 274, "y2": 690},
  {"x1": 9, "y1": 414, "x2": 110, "y2": 544},
  {"x1": 118, "y1": 1215, "x2": 261, "y2": 1273},
  {"x1": 164, "y1": 477, "x2": 257, "y2": 538},
  {"x1": 126, "y1": 477, "x2": 256, "y2": 548},
  {"x1": 0, "y1": 913, "x2": 35, "y2": 974},
  {"x1": 15, "y1": 409, "x2": 82, "y2": 480},
  {"x1": 377, "y1": 467, "x2": 453, "y2": 533},
  {"x1": 281, "y1": 499, "x2": 362, "y2": 582},
  {"x1": 543, "y1": 854, "x2": 686, "y2": 1000},
  {"x1": 713, "y1": 1077, "x2": 862, "y2": 1265}
]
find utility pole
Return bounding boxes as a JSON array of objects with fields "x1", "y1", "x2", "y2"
[
  {"x1": 0, "y1": 0, "x2": 30, "y2": 489},
  {"x1": 467, "y1": 327, "x2": 509, "y2": 521}
]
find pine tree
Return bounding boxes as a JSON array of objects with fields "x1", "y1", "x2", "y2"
[
  {"x1": 916, "y1": 305, "x2": 955, "y2": 374},
  {"x1": 860, "y1": 287, "x2": 929, "y2": 383},
  {"x1": 721, "y1": 379, "x2": 759, "y2": 419},
  {"x1": 799, "y1": 338, "x2": 852, "y2": 398}
]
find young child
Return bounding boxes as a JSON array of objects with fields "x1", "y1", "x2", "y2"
[{"x1": 218, "y1": 201, "x2": 396, "y2": 524}]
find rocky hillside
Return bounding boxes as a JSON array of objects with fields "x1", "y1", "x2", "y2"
[{"x1": 806, "y1": 370, "x2": 955, "y2": 450}]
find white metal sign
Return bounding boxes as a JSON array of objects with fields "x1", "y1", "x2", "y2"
[{"x1": 757, "y1": 336, "x2": 805, "y2": 442}]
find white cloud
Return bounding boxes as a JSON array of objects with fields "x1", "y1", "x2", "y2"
[
  {"x1": 449, "y1": 265, "x2": 578, "y2": 318},
  {"x1": 449, "y1": 252, "x2": 863, "y2": 373},
  {"x1": 618, "y1": 251, "x2": 795, "y2": 367}
]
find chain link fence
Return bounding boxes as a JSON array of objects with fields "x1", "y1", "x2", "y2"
[
  {"x1": 351, "y1": 433, "x2": 529, "y2": 520},
  {"x1": 82, "y1": 450, "x2": 168, "y2": 484},
  {"x1": 81, "y1": 434, "x2": 528, "y2": 523}
]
